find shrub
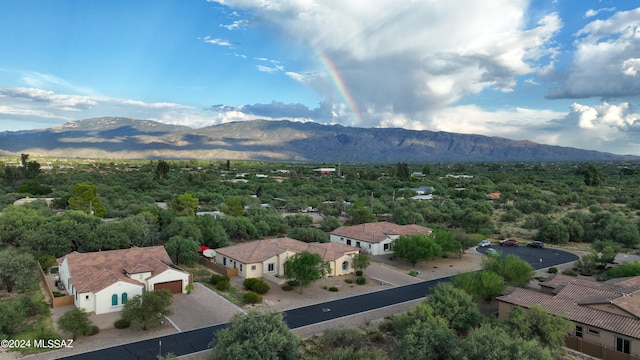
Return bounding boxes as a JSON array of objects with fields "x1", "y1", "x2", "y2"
[
  {"x1": 344, "y1": 278, "x2": 354, "y2": 284},
  {"x1": 328, "y1": 287, "x2": 339, "y2": 292},
  {"x1": 287, "y1": 280, "x2": 300, "y2": 287},
  {"x1": 242, "y1": 292, "x2": 263, "y2": 304},
  {"x1": 547, "y1": 267, "x2": 558, "y2": 274},
  {"x1": 84, "y1": 325, "x2": 100, "y2": 336},
  {"x1": 355, "y1": 270, "x2": 363, "y2": 276},
  {"x1": 562, "y1": 268, "x2": 578, "y2": 277},
  {"x1": 243, "y1": 278, "x2": 258, "y2": 290},
  {"x1": 114, "y1": 318, "x2": 131, "y2": 329},
  {"x1": 52, "y1": 291, "x2": 65, "y2": 298},
  {"x1": 216, "y1": 280, "x2": 231, "y2": 291},
  {"x1": 211, "y1": 274, "x2": 229, "y2": 285},
  {"x1": 356, "y1": 277, "x2": 366, "y2": 285},
  {"x1": 251, "y1": 281, "x2": 270, "y2": 294},
  {"x1": 282, "y1": 285, "x2": 294, "y2": 291},
  {"x1": 243, "y1": 278, "x2": 270, "y2": 294}
]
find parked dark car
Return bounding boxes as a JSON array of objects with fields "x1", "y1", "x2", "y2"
[
  {"x1": 499, "y1": 239, "x2": 519, "y2": 246},
  {"x1": 527, "y1": 241, "x2": 545, "y2": 248}
]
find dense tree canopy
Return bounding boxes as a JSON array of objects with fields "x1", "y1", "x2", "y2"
[
  {"x1": 211, "y1": 311, "x2": 299, "y2": 360},
  {"x1": 393, "y1": 234, "x2": 442, "y2": 267}
]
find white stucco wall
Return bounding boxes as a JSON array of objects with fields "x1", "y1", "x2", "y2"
[
  {"x1": 58, "y1": 259, "x2": 71, "y2": 292},
  {"x1": 146, "y1": 269, "x2": 190, "y2": 293},
  {"x1": 94, "y1": 281, "x2": 143, "y2": 314},
  {"x1": 75, "y1": 292, "x2": 95, "y2": 313}
]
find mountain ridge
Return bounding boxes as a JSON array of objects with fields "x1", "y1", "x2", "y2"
[{"x1": 0, "y1": 117, "x2": 636, "y2": 162}]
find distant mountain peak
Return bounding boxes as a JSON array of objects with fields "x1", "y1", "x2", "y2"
[{"x1": 0, "y1": 118, "x2": 637, "y2": 162}]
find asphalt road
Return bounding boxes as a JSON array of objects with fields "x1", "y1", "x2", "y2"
[
  {"x1": 60, "y1": 246, "x2": 579, "y2": 360},
  {"x1": 475, "y1": 243, "x2": 579, "y2": 270}
]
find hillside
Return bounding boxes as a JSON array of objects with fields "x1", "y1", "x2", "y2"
[{"x1": 0, "y1": 117, "x2": 636, "y2": 162}]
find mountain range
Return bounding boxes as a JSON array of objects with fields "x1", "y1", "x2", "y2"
[{"x1": 0, "y1": 117, "x2": 636, "y2": 162}]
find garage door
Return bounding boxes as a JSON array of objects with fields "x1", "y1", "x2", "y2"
[{"x1": 154, "y1": 280, "x2": 183, "y2": 294}]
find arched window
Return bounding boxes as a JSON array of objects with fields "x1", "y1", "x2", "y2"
[
  {"x1": 121, "y1": 292, "x2": 128, "y2": 304},
  {"x1": 111, "y1": 294, "x2": 118, "y2": 306},
  {"x1": 342, "y1": 261, "x2": 348, "y2": 271}
]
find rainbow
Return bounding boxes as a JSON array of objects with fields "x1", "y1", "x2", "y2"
[{"x1": 315, "y1": 50, "x2": 363, "y2": 124}]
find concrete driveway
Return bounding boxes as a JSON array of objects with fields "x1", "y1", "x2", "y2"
[{"x1": 166, "y1": 283, "x2": 245, "y2": 331}]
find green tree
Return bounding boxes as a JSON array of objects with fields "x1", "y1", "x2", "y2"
[
  {"x1": 164, "y1": 236, "x2": 200, "y2": 266},
  {"x1": 68, "y1": 183, "x2": 106, "y2": 217},
  {"x1": 453, "y1": 324, "x2": 554, "y2": 360},
  {"x1": 170, "y1": 193, "x2": 198, "y2": 217},
  {"x1": 483, "y1": 252, "x2": 534, "y2": 287},
  {"x1": 580, "y1": 163, "x2": 606, "y2": 186},
  {"x1": 432, "y1": 228, "x2": 463, "y2": 257},
  {"x1": 396, "y1": 162, "x2": 410, "y2": 180},
  {"x1": 121, "y1": 289, "x2": 173, "y2": 330},
  {"x1": 0, "y1": 298, "x2": 26, "y2": 335},
  {"x1": 288, "y1": 227, "x2": 327, "y2": 243},
  {"x1": 452, "y1": 270, "x2": 506, "y2": 302},
  {"x1": 352, "y1": 253, "x2": 370, "y2": 273},
  {"x1": 0, "y1": 204, "x2": 49, "y2": 246},
  {"x1": 285, "y1": 214, "x2": 314, "y2": 228},
  {"x1": 0, "y1": 250, "x2": 38, "y2": 292},
  {"x1": 319, "y1": 216, "x2": 341, "y2": 232},
  {"x1": 219, "y1": 216, "x2": 260, "y2": 242},
  {"x1": 211, "y1": 310, "x2": 299, "y2": 360},
  {"x1": 347, "y1": 205, "x2": 375, "y2": 225},
  {"x1": 154, "y1": 160, "x2": 170, "y2": 182},
  {"x1": 392, "y1": 234, "x2": 443, "y2": 268},
  {"x1": 57, "y1": 308, "x2": 93, "y2": 340},
  {"x1": 284, "y1": 251, "x2": 328, "y2": 293},
  {"x1": 425, "y1": 282, "x2": 481, "y2": 334},
  {"x1": 395, "y1": 317, "x2": 459, "y2": 360},
  {"x1": 222, "y1": 198, "x2": 244, "y2": 217},
  {"x1": 536, "y1": 221, "x2": 569, "y2": 244},
  {"x1": 505, "y1": 306, "x2": 572, "y2": 349}
]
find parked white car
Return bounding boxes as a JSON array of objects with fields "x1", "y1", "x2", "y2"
[{"x1": 478, "y1": 240, "x2": 491, "y2": 247}]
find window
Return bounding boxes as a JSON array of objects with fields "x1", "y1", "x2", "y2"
[
  {"x1": 85, "y1": 295, "x2": 89, "y2": 300},
  {"x1": 111, "y1": 294, "x2": 118, "y2": 306},
  {"x1": 347, "y1": 239, "x2": 352, "y2": 246},
  {"x1": 616, "y1": 338, "x2": 630, "y2": 354},
  {"x1": 240, "y1": 264, "x2": 243, "y2": 272},
  {"x1": 223, "y1": 257, "x2": 227, "y2": 266},
  {"x1": 588, "y1": 328, "x2": 599, "y2": 336},
  {"x1": 121, "y1": 293, "x2": 128, "y2": 304},
  {"x1": 251, "y1": 265, "x2": 256, "y2": 271},
  {"x1": 575, "y1": 326, "x2": 583, "y2": 338},
  {"x1": 356, "y1": 241, "x2": 361, "y2": 248},
  {"x1": 384, "y1": 243, "x2": 390, "y2": 251},
  {"x1": 342, "y1": 261, "x2": 348, "y2": 271},
  {"x1": 268, "y1": 263, "x2": 275, "y2": 272}
]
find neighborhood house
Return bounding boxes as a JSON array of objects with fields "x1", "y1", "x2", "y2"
[
  {"x1": 57, "y1": 246, "x2": 191, "y2": 314},
  {"x1": 330, "y1": 221, "x2": 433, "y2": 256},
  {"x1": 214, "y1": 237, "x2": 360, "y2": 283},
  {"x1": 497, "y1": 274, "x2": 640, "y2": 359}
]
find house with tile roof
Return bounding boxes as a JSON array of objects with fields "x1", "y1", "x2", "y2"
[
  {"x1": 57, "y1": 246, "x2": 191, "y2": 314},
  {"x1": 329, "y1": 221, "x2": 432, "y2": 256},
  {"x1": 497, "y1": 274, "x2": 640, "y2": 359},
  {"x1": 213, "y1": 237, "x2": 359, "y2": 283}
]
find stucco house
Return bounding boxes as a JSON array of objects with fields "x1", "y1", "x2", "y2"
[
  {"x1": 214, "y1": 237, "x2": 359, "y2": 283},
  {"x1": 57, "y1": 246, "x2": 191, "y2": 314},
  {"x1": 497, "y1": 274, "x2": 640, "y2": 359},
  {"x1": 330, "y1": 221, "x2": 433, "y2": 256}
]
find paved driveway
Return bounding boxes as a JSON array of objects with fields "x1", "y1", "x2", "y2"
[{"x1": 167, "y1": 283, "x2": 245, "y2": 331}]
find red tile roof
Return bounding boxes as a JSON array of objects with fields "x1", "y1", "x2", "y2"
[
  {"x1": 59, "y1": 246, "x2": 185, "y2": 293},
  {"x1": 331, "y1": 222, "x2": 432, "y2": 243},
  {"x1": 498, "y1": 276, "x2": 640, "y2": 339},
  {"x1": 215, "y1": 237, "x2": 358, "y2": 264}
]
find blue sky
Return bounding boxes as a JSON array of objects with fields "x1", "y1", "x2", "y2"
[{"x1": 1, "y1": 1, "x2": 640, "y2": 155}]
